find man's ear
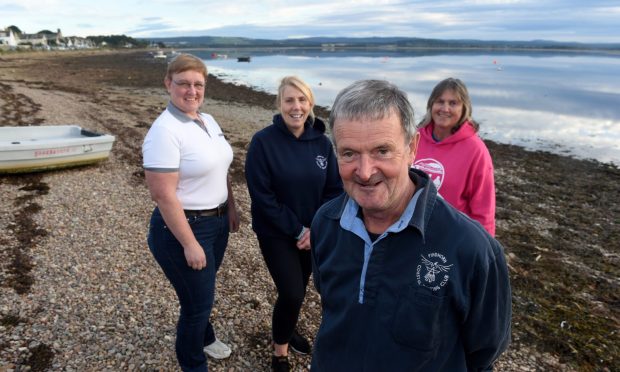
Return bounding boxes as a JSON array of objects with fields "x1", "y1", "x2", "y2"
[{"x1": 409, "y1": 132, "x2": 420, "y2": 163}]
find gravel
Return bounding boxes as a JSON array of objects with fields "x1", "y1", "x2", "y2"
[{"x1": 1, "y1": 50, "x2": 600, "y2": 371}]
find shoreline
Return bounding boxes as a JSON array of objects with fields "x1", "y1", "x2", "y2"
[
  {"x1": 0, "y1": 49, "x2": 618, "y2": 371},
  {"x1": 139, "y1": 45, "x2": 620, "y2": 56},
  {"x1": 4, "y1": 48, "x2": 618, "y2": 168},
  {"x1": 178, "y1": 47, "x2": 620, "y2": 167}
]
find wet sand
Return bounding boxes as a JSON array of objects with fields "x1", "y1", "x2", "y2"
[{"x1": 0, "y1": 49, "x2": 618, "y2": 371}]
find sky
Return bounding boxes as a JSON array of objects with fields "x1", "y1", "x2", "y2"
[{"x1": 2, "y1": 0, "x2": 619, "y2": 43}]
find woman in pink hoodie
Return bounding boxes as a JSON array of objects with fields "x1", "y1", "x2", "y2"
[{"x1": 413, "y1": 78, "x2": 496, "y2": 236}]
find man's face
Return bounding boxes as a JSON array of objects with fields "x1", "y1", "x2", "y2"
[{"x1": 333, "y1": 110, "x2": 418, "y2": 215}]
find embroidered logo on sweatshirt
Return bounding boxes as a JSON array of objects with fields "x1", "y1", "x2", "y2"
[
  {"x1": 316, "y1": 155, "x2": 327, "y2": 169},
  {"x1": 413, "y1": 158, "x2": 444, "y2": 190},
  {"x1": 416, "y1": 253, "x2": 453, "y2": 291}
]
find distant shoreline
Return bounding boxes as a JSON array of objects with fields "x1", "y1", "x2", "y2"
[
  {"x1": 172, "y1": 47, "x2": 620, "y2": 167},
  {"x1": 3, "y1": 45, "x2": 618, "y2": 56},
  {"x1": 2, "y1": 48, "x2": 618, "y2": 168},
  {"x1": 159, "y1": 45, "x2": 620, "y2": 56}
]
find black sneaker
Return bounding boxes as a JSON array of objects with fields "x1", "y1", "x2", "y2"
[
  {"x1": 272, "y1": 355, "x2": 290, "y2": 372},
  {"x1": 289, "y1": 330, "x2": 311, "y2": 355}
]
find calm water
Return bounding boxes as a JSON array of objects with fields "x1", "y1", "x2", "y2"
[{"x1": 194, "y1": 48, "x2": 620, "y2": 166}]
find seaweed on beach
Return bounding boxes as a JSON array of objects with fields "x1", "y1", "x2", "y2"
[
  {"x1": 2, "y1": 175, "x2": 50, "y2": 295},
  {"x1": 26, "y1": 343, "x2": 54, "y2": 372},
  {"x1": 0, "y1": 82, "x2": 44, "y2": 126},
  {"x1": 1, "y1": 49, "x2": 618, "y2": 371},
  {"x1": 489, "y1": 141, "x2": 620, "y2": 370},
  {"x1": 0, "y1": 314, "x2": 24, "y2": 327}
]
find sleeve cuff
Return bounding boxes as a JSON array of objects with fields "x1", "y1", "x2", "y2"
[{"x1": 296, "y1": 226, "x2": 307, "y2": 240}]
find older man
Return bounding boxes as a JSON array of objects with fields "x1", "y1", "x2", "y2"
[{"x1": 310, "y1": 80, "x2": 511, "y2": 371}]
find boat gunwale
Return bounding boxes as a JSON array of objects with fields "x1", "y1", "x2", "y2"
[{"x1": 0, "y1": 125, "x2": 115, "y2": 151}]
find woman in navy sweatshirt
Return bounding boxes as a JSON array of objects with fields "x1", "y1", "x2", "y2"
[{"x1": 245, "y1": 76, "x2": 343, "y2": 372}]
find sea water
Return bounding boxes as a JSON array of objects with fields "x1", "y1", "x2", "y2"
[{"x1": 196, "y1": 48, "x2": 620, "y2": 166}]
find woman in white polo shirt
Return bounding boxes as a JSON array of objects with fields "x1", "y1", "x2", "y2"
[{"x1": 142, "y1": 53, "x2": 239, "y2": 372}]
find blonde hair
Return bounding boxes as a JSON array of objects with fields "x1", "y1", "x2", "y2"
[
  {"x1": 165, "y1": 53, "x2": 207, "y2": 81},
  {"x1": 276, "y1": 76, "x2": 315, "y2": 121}
]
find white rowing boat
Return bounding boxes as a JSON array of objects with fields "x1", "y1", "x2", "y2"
[
  {"x1": 153, "y1": 50, "x2": 167, "y2": 59},
  {"x1": 0, "y1": 125, "x2": 115, "y2": 174}
]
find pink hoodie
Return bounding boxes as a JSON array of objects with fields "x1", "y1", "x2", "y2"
[{"x1": 413, "y1": 121, "x2": 496, "y2": 236}]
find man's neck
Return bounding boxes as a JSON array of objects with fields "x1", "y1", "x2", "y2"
[{"x1": 362, "y1": 180, "x2": 416, "y2": 234}]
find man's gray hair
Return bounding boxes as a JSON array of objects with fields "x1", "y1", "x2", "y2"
[{"x1": 329, "y1": 79, "x2": 416, "y2": 147}]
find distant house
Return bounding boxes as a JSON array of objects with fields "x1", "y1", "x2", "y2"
[
  {"x1": 72, "y1": 37, "x2": 95, "y2": 49},
  {"x1": 62, "y1": 36, "x2": 95, "y2": 49},
  {"x1": 48, "y1": 28, "x2": 63, "y2": 44},
  {"x1": 3, "y1": 26, "x2": 96, "y2": 51},
  {"x1": 36, "y1": 28, "x2": 64, "y2": 48},
  {"x1": 0, "y1": 29, "x2": 18, "y2": 49},
  {"x1": 18, "y1": 33, "x2": 48, "y2": 49}
]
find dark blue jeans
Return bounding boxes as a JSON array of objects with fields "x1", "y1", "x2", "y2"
[{"x1": 148, "y1": 207, "x2": 229, "y2": 372}]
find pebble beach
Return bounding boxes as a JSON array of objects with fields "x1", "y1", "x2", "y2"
[{"x1": 0, "y1": 49, "x2": 618, "y2": 371}]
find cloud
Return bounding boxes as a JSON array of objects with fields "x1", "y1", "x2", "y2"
[
  {"x1": 128, "y1": 17, "x2": 177, "y2": 34},
  {"x1": 2, "y1": 0, "x2": 619, "y2": 42},
  {"x1": 0, "y1": 3, "x2": 25, "y2": 11}
]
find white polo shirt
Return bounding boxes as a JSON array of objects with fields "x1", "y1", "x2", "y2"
[{"x1": 142, "y1": 104, "x2": 233, "y2": 210}]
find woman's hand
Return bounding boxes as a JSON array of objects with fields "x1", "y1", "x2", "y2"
[
  {"x1": 228, "y1": 202, "x2": 240, "y2": 233},
  {"x1": 227, "y1": 177, "x2": 240, "y2": 233},
  {"x1": 296, "y1": 228, "x2": 311, "y2": 250},
  {"x1": 145, "y1": 170, "x2": 206, "y2": 270},
  {"x1": 184, "y1": 244, "x2": 207, "y2": 270}
]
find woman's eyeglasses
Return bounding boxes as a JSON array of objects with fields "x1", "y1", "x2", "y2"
[{"x1": 173, "y1": 80, "x2": 205, "y2": 90}]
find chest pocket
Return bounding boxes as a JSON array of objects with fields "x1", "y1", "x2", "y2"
[{"x1": 390, "y1": 285, "x2": 446, "y2": 354}]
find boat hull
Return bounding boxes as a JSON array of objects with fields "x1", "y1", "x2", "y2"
[{"x1": 0, "y1": 125, "x2": 115, "y2": 174}]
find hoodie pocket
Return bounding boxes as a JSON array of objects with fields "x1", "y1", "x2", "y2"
[{"x1": 390, "y1": 285, "x2": 446, "y2": 352}]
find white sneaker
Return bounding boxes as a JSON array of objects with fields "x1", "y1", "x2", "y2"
[{"x1": 204, "y1": 339, "x2": 232, "y2": 359}]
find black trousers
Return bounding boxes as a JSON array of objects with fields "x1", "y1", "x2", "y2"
[{"x1": 257, "y1": 235, "x2": 312, "y2": 344}]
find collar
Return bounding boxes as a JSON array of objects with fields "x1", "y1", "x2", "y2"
[
  {"x1": 273, "y1": 114, "x2": 326, "y2": 139},
  {"x1": 167, "y1": 102, "x2": 200, "y2": 123},
  {"x1": 167, "y1": 102, "x2": 210, "y2": 135},
  {"x1": 423, "y1": 120, "x2": 476, "y2": 145},
  {"x1": 325, "y1": 168, "x2": 437, "y2": 240}
]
